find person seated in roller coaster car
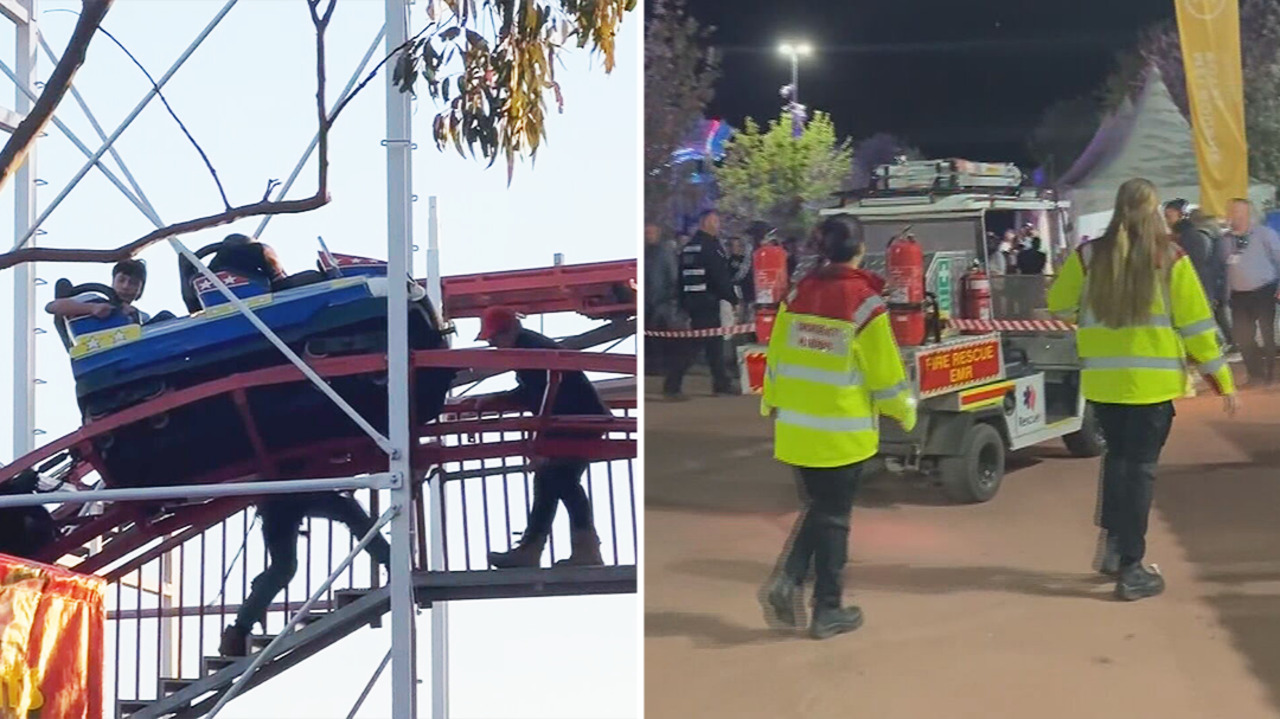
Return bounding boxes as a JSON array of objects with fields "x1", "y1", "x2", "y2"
[
  {"x1": 218, "y1": 491, "x2": 391, "y2": 656},
  {"x1": 474, "y1": 306, "x2": 609, "y2": 569},
  {"x1": 206, "y1": 232, "x2": 289, "y2": 290},
  {"x1": 44, "y1": 259, "x2": 175, "y2": 325},
  {"x1": 180, "y1": 233, "x2": 332, "y2": 314}
]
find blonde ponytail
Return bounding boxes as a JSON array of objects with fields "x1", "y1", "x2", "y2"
[{"x1": 1085, "y1": 179, "x2": 1167, "y2": 328}]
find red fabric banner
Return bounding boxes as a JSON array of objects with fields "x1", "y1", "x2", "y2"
[{"x1": 0, "y1": 554, "x2": 105, "y2": 719}]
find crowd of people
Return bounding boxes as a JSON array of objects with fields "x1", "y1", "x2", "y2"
[
  {"x1": 645, "y1": 210, "x2": 812, "y2": 399},
  {"x1": 1155, "y1": 197, "x2": 1280, "y2": 387},
  {"x1": 987, "y1": 224, "x2": 1048, "y2": 276}
]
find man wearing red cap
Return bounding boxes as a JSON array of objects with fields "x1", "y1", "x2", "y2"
[{"x1": 473, "y1": 306, "x2": 608, "y2": 568}]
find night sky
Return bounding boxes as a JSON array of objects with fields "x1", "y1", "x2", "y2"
[{"x1": 683, "y1": 0, "x2": 1180, "y2": 167}]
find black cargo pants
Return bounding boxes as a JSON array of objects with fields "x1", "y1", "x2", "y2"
[
  {"x1": 1094, "y1": 401, "x2": 1175, "y2": 568},
  {"x1": 777, "y1": 462, "x2": 864, "y2": 609}
]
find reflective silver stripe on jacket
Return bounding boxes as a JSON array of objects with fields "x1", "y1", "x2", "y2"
[
  {"x1": 1199, "y1": 356, "x2": 1227, "y2": 375},
  {"x1": 852, "y1": 294, "x2": 885, "y2": 328},
  {"x1": 1178, "y1": 318, "x2": 1217, "y2": 338},
  {"x1": 776, "y1": 409, "x2": 875, "y2": 432},
  {"x1": 1081, "y1": 356, "x2": 1184, "y2": 371},
  {"x1": 871, "y1": 380, "x2": 911, "y2": 401},
  {"x1": 775, "y1": 362, "x2": 863, "y2": 387}
]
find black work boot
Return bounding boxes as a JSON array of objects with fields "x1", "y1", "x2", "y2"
[
  {"x1": 809, "y1": 605, "x2": 864, "y2": 640},
  {"x1": 1097, "y1": 534, "x2": 1121, "y2": 578},
  {"x1": 488, "y1": 533, "x2": 547, "y2": 569},
  {"x1": 1115, "y1": 563, "x2": 1165, "y2": 601},
  {"x1": 761, "y1": 577, "x2": 803, "y2": 628},
  {"x1": 219, "y1": 624, "x2": 249, "y2": 657}
]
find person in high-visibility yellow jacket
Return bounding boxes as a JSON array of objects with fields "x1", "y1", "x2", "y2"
[
  {"x1": 759, "y1": 216, "x2": 917, "y2": 640},
  {"x1": 1048, "y1": 177, "x2": 1238, "y2": 602}
]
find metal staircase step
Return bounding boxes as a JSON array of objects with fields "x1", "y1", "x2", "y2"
[
  {"x1": 202, "y1": 655, "x2": 237, "y2": 676},
  {"x1": 159, "y1": 678, "x2": 195, "y2": 697},
  {"x1": 249, "y1": 634, "x2": 278, "y2": 651},
  {"x1": 333, "y1": 588, "x2": 370, "y2": 609},
  {"x1": 333, "y1": 588, "x2": 381, "y2": 627},
  {"x1": 116, "y1": 699, "x2": 149, "y2": 718},
  {"x1": 132, "y1": 586, "x2": 392, "y2": 719}
]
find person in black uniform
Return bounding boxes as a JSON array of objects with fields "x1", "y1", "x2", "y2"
[
  {"x1": 475, "y1": 306, "x2": 609, "y2": 568},
  {"x1": 219, "y1": 492, "x2": 391, "y2": 656},
  {"x1": 663, "y1": 209, "x2": 738, "y2": 399}
]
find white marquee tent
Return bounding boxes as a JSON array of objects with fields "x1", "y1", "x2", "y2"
[{"x1": 1057, "y1": 66, "x2": 1275, "y2": 242}]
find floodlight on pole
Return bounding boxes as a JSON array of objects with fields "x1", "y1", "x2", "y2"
[{"x1": 777, "y1": 40, "x2": 812, "y2": 105}]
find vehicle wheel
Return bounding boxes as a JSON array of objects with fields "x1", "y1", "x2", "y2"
[
  {"x1": 1063, "y1": 404, "x2": 1105, "y2": 458},
  {"x1": 939, "y1": 422, "x2": 1005, "y2": 504}
]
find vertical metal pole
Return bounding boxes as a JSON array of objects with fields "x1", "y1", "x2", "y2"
[
  {"x1": 12, "y1": 0, "x2": 37, "y2": 459},
  {"x1": 160, "y1": 549, "x2": 177, "y2": 678},
  {"x1": 426, "y1": 196, "x2": 441, "y2": 311},
  {"x1": 385, "y1": 0, "x2": 418, "y2": 717},
  {"x1": 790, "y1": 55, "x2": 799, "y2": 106},
  {"x1": 428, "y1": 474, "x2": 449, "y2": 719},
  {"x1": 425, "y1": 197, "x2": 450, "y2": 719}
]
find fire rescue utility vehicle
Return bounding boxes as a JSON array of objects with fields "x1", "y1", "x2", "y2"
[{"x1": 740, "y1": 159, "x2": 1102, "y2": 503}]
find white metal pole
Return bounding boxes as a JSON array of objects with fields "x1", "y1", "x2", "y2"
[
  {"x1": 424, "y1": 197, "x2": 449, "y2": 719},
  {"x1": 12, "y1": 0, "x2": 36, "y2": 460},
  {"x1": 428, "y1": 469, "x2": 449, "y2": 719},
  {"x1": 384, "y1": 0, "x2": 418, "y2": 717},
  {"x1": 426, "y1": 196, "x2": 441, "y2": 310},
  {"x1": 0, "y1": 473, "x2": 396, "y2": 509}
]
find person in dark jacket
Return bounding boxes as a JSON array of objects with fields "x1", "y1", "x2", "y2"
[
  {"x1": 1165, "y1": 200, "x2": 1218, "y2": 293},
  {"x1": 1166, "y1": 201, "x2": 1230, "y2": 342},
  {"x1": 475, "y1": 306, "x2": 609, "y2": 568},
  {"x1": 220, "y1": 492, "x2": 391, "y2": 656},
  {"x1": 1016, "y1": 236, "x2": 1047, "y2": 275},
  {"x1": 663, "y1": 210, "x2": 739, "y2": 399},
  {"x1": 1189, "y1": 208, "x2": 1232, "y2": 342}
]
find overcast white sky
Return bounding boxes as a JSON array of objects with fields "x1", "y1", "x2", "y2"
[{"x1": 0, "y1": 1, "x2": 639, "y2": 717}]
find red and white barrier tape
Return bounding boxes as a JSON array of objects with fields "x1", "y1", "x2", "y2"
[
  {"x1": 644, "y1": 323, "x2": 754, "y2": 338},
  {"x1": 949, "y1": 318, "x2": 1075, "y2": 332}
]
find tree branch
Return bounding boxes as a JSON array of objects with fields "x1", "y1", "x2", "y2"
[
  {"x1": 308, "y1": 0, "x2": 332, "y2": 196},
  {"x1": 0, "y1": 0, "x2": 338, "y2": 271},
  {"x1": 92, "y1": 23, "x2": 232, "y2": 211},
  {"x1": 0, "y1": 196, "x2": 326, "y2": 270},
  {"x1": 326, "y1": 24, "x2": 433, "y2": 130},
  {"x1": 0, "y1": 0, "x2": 115, "y2": 194}
]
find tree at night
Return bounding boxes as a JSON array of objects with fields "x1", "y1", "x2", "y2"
[
  {"x1": 713, "y1": 110, "x2": 852, "y2": 238},
  {"x1": 644, "y1": 0, "x2": 719, "y2": 226}
]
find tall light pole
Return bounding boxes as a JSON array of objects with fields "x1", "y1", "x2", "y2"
[{"x1": 778, "y1": 41, "x2": 812, "y2": 106}]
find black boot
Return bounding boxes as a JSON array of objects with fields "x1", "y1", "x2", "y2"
[
  {"x1": 219, "y1": 624, "x2": 249, "y2": 657},
  {"x1": 810, "y1": 605, "x2": 863, "y2": 640},
  {"x1": 1115, "y1": 563, "x2": 1165, "y2": 601},
  {"x1": 761, "y1": 576, "x2": 803, "y2": 628}
]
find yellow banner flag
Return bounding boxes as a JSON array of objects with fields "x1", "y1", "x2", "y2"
[{"x1": 1175, "y1": 0, "x2": 1248, "y2": 217}]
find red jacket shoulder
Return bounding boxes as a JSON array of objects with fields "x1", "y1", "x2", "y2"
[{"x1": 789, "y1": 268, "x2": 884, "y2": 326}]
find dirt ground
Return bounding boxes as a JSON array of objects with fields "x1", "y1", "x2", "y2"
[{"x1": 645, "y1": 371, "x2": 1280, "y2": 719}]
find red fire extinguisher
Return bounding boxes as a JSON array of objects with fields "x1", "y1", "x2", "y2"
[
  {"x1": 885, "y1": 231, "x2": 926, "y2": 346},
  {"x1": 961, "y1": 263, "x2": 992, "y2": 333},
  {"x1": 752, "y1": 243, "x2": 789, "y2": 306}
]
